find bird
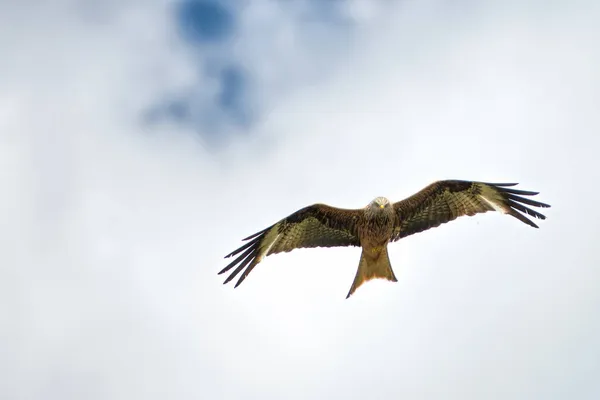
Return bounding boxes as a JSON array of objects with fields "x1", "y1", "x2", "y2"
[{"x1": 218, "y1": 180, "x2": 550, "y2": 298}]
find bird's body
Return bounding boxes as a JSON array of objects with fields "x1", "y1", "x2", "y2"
[
  {"x1": 350, "y1": 197, "x2": 398, "y2": 297},
  {"x1": 219, "y1": 180, "x2": 550, "y2": 298}
]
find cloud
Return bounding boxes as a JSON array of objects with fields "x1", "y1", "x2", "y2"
[{"x1": 3, "y1": 0, "x2": 600, "y2": 399}]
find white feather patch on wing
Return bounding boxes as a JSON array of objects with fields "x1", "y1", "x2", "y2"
[
  {"x1": 478, "y1": 194, "x2": 508, "y2": 214},
  {"x1": 260, "y1": 231, "x2": 282, "y2": 260}
]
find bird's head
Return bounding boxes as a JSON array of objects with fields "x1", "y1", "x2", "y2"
[{"x1": 369, "y1": 196, "x2": 391, "y2": 211}]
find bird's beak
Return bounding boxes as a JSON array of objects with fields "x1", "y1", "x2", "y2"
[{"x1": 379, "y1": 204, "x2": 385, "y2": 209}]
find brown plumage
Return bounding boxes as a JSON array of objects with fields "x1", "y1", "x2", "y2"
[{"x1": 219, "y1": 180, "x2": 551, "y2": 298}]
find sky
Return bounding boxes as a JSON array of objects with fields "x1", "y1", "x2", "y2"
[{"x1": 2, "y1": 0, "x2": 600, "y2": 399}]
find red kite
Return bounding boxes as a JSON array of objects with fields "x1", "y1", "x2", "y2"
[{"x1": 219, "y1": 180, "x2": 550, "y2": 298}]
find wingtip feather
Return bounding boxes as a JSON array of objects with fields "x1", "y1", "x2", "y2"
[{"x1": 483, "y1": 182, "x2": 519, "y2": 187}]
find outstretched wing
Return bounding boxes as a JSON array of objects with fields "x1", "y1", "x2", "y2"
[
  {"x1": 219, "y1": 204, "x2": 362, "y2": 288},
  {"x1": 391, "y1": 180, "x2": 550, "y2": 241}
]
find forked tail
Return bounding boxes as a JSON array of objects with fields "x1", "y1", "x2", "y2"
[{"x1": 346, "y1": 246, "x2": 398, "y2": 299}]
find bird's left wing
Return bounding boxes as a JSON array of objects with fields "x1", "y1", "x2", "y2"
[
  {"x1": 219, "y1": 204, "x2": 362, "y2": 288},
  {"x1": 391, "y1": 180, "x2": 550, "y2": 241}
]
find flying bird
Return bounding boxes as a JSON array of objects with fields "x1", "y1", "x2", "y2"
[{"x1": 219, "y1": 180, "x2": 550, "y2": 298}]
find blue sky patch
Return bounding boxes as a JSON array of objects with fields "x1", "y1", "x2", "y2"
[
  {"x1": 216, "y1": 65, "x2": 250, "y2": 125},
  {"x1": 144, "y1": 0, "x2": 357, "y2": 145},
  {"x1": 176, "y1": 0, "x2": 234, "y2": 43}
]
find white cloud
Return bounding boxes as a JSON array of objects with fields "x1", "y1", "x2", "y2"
[{"x1": 2, "y1": 0, "x2": 600, "y2": 399}]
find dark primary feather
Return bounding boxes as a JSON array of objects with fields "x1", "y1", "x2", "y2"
[
  {"x1": 391, "y1": 180, "x2": 550, "y2": 241},
  {"x1": 219, "y1": 204, "x2": 362, "y2": 288}
]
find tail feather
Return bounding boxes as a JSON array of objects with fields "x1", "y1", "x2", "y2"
[{"x1": 346, "y1": 246, "x2": 397, "y2": 299}]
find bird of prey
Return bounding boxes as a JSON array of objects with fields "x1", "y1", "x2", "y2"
[{"x1": 218, "y1": 180, "x2": 550, "y2": 298}]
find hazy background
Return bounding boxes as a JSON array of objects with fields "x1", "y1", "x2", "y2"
[{"x1": 3, "y1": 0, "x2": 600, "y2": 399}]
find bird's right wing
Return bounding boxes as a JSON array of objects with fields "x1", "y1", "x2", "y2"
[{"x1": 219, "y1": 204, "x2": 362, "y2": 288}]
